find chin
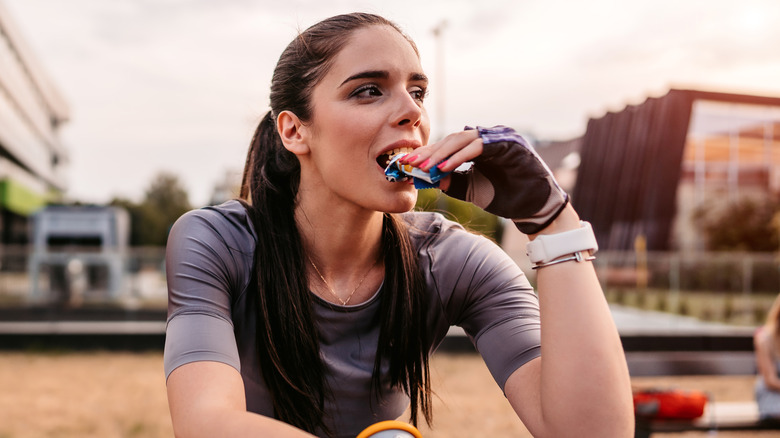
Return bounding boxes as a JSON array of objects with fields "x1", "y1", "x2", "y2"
[{"x1": 375, "y1": 190, "x2": 417, "y2": 214}]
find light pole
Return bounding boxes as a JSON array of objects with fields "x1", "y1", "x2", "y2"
[{"x1": 432, "y1": 20, "x2": 448, "y2": 142}]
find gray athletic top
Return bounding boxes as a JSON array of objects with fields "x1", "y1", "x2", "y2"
[{"x1": 164, "y1": 200, "x2": 541, "y2": 438}]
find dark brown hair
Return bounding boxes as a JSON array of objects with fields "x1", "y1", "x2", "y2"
[{"x1": 238, "y1": 13, "x2": 430, "y2": 436}]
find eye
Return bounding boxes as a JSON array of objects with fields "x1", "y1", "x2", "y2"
[
  {"x1": 409, "y1": 86, "x2": 428, "y2": 103},
  {"x1": 350, "y1": 84, "x2": 383, "y2": 99}
]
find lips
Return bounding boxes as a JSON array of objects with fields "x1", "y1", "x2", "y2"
[{"x1": 376, "y1": 139, "x2": 421, "y2": 169}]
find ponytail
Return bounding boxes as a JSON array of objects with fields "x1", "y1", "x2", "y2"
[
  {"x1": 239, "y1": 111, "x2": 299, "y2": 205},
  {"x1": 240, "y1": 111, "x2": 328, "y2": 434}
]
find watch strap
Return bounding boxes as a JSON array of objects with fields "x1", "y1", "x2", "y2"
[{"x1": 526, "y1": 221, "x2": 598, "y2": 264}]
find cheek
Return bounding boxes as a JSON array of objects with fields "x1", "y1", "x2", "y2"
[
  {"x1": 327, "y1": 114, "x2": 373, "y2": 148},
  {"x1": 420, "y1": 110, "x2": 431, "y2": 144}
]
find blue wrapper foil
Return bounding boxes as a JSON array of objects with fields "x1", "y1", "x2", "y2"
[{"x1": 384, "y1": 153, "x2": 472, "y2": 189}]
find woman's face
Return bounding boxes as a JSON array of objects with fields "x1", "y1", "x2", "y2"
[{"x1": 302, "y1": 25, "x2": 430, "y2": 213}]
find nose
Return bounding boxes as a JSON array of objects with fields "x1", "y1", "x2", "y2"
[{"x1": 394, "y1": 92, "x2": 422, "y2": 128}]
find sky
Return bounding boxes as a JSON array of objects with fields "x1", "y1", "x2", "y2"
[{"x1": 3, "y1": 0, "x2": 780, "y2": 207}]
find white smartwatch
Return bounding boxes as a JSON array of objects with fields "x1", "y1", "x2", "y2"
[{"x1": 526, "y1": 221, "x2": 598, "y2": 269}]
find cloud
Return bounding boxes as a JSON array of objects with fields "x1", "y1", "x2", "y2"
[{"x1": 5, "y1": 0, "x2": 780, "y2": 205}]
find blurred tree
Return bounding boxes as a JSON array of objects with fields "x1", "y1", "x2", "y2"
[
  {"x1": 110, "y1": 172, "x2": 191, "y2": 246},
  {"x1": 415, "y1": 190, "x2": 502, "y2": 243},
  {"x1": 692, "y1": 196, "x2": 780, "y2": 252},
  {"x1": 109, "y1": 197, "x2": 144, "y2": 246}
]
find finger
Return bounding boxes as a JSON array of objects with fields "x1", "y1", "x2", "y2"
[
  {"x1": 435, "y1": 136, "x2": 483, "y2": 172},
  {"x1": 405, "y1": 130, "x2": 480, "y2": 170},
  {"x1": 406, "y1": 130, "x2": 475, "y2": 163}
]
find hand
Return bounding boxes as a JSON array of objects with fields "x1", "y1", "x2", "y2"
[
  {"x1": 400, "y1": 129, "x2": 483, "y2": 175},
  {"x1": 408, "y1": 126, "x2": 569, "y2": 235}
]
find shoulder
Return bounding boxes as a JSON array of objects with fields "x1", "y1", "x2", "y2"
[
  {"x1": 169, "y1": 200, "x2": 256, "y2": 255},
  {"x1": 172, "y1": 200, "x2": 254, "y2": 236},
  {"x1": 165, "y1": 201, "x2": 255, "y2": 312},
  {"x1": 400, "y1": 211, "x2": 498, "y2": 254},
  {"x1": 400, "y1": 211, "x2": 515, "y2": 278},
  {"x1": 400, "y1": 211, "x2": 466, "y2": 244}
]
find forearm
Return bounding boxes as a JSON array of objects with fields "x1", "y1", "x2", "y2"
[
  {"x1": 764, "y1": 376, "x2": 780, "y2": 391},
  {"x1": 533, "y1": 206, "x2": 633, "y2": 436},
  {"x1": 754, "y1": 334, "x2": 780, "y2": 391},
  {"x1": 435, "y1": 126, "x2": 633, "y2": 434},
  {"x1": 173, "y1": 408, "x2": 317, "y2": 438},
  {"x1": 756, "y1": 356, "x2": 780, "y2": 391},
  {"x1": 167, "y1": 362, "x2": 317, "y2": 438}
]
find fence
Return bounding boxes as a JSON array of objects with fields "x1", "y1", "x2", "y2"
[
  {"x1": 594, "y1": 251, "x2": 779, "y2": 326},
  {"x1": 0, "y1": 245, "x2": 167, "y2": 308},
  {"x1": 0, "y1": 245, "x2": 777, "y2": 324}
]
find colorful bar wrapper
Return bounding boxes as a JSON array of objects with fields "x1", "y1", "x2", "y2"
[{"x1": 384, "y1": 153, "x2": 473, "y2": 189}]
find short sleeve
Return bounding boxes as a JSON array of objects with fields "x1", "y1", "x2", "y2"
[
  {"x1": 420, "y1": 218, "x2": 541, "y2": 390},
  {"x1": 163, "y1": 205, "x2": 254, "y2": 378}
]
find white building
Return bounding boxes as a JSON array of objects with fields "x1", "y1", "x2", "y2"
[{"x1": 0, "y1": 2, "x2": 69, "y2": 244}]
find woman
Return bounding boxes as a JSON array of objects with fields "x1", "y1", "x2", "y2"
[
  {"x1": 164, "y1": 12, "x2": 633, "y2": 438},
  {"x1": 755, "y1": 294, "x2": 780, "y2": 420}
]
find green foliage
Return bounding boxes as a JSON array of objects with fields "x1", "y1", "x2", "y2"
[
  {"x1": 692, "y1": 196, "x2": 780, "y2": 252},
  {"x1": 415, "y1": 189, "x2": 502, "y2": 242},
  {"x1": 110, "y1": 172, "x2": 192, "y2": 246}
]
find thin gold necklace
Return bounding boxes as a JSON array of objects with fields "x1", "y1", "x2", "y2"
[{"x1": 307, "y1": 255, "x2": 380, "y2": 305}]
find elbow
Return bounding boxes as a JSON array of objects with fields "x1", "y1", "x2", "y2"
[
  {"x1": 577, "y1": 410, "x2": 635, "y2": 438},
  {"x1": 171, "y1": 423, "x2": 198, "y2": 438},
  {"x1": 574, "y1": 393, "x2": 636, "y2": 437},
  {"x1": 536, "y1": 403, "x2": 635, "y2": 438},
  {"x1": 170, "y1": 411, "x2": 222, "y2": 438},
  {"x1": 564, "y1": 417, "x2": 634, "y2": 438},
  {"x1": 602, "y1": 399, "x2": 635, "y2": 437},
  {"x1": 766, "y1": 376, "x2": 780, "y2": 392},
  {"x1": 596, "y1": 411, "x2": 635, "y2": 438}
]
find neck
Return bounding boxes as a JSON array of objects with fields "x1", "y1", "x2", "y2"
[{"x1": 295, "y1": 191, "x2": 384, "y2": 277}]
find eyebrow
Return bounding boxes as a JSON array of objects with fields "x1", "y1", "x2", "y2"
[{"x1": 339, "y1": 70, "x2": 429, "y2": 88}]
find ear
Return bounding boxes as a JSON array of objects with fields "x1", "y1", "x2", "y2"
[{"x1": 277, "y1": 110, "x2": 310, "y2": 156}]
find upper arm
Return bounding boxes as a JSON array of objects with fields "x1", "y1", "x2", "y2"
[
  {"x1": 427, "y1": 225, "x2": 541, "y2": 390},
  {"x1": 164, "y1": 209, "x2": 251, "y2": 378},
  {"x1": 504, "y1": 357, "x2": 545, "y2": 436},
  {"x1": 166, "y1": 209, "x2": 245, "y2": 321},
  {"x1": 164, "y1": 209, "x2": 251, "y2": 436}
]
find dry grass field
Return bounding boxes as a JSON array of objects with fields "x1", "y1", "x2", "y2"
[{"x1": 0, "y1": 350, "x2": 774, "y2": 438}]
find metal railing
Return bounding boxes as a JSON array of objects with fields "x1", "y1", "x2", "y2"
[
  {"x1": 0, "y1": 245, "x2": 167, "y2": 308},
  {"x1": 593, "y1": 251, "x2": 778, "y2": 326},
  {"x1": 0, "y1": 245, "x2": 777, "y2": 324}
]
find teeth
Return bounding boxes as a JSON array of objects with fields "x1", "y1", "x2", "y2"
[
  {"x1": 379, "y1": 147, "x2": 415, "y2": 169},
  {"x1": 389, "y1": 147, "x2": 414, "y2": 157}
]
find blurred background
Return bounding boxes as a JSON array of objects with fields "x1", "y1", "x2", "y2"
[{"x1": 1, "y1": 0, "x2": 780, "y2": 436}]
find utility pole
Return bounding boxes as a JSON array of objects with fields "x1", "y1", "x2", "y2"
[{"x1": 432, "y1": 20, "x2": 448, "y2": 141}]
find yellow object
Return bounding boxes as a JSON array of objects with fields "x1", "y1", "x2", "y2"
[
  {"x1": 356, "y1": 420, "x2": 423, "y2": 438},
  {"x1": 634, "y1": 234, "x2": 648, "y2": 289}
]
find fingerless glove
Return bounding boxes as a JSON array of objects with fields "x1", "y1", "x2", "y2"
[{"x1": 444, "y1": 125, "x2": 569, "y2": 234}]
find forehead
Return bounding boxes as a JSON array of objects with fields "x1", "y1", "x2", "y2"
[{"x1": 326, "y1": 25, "x2": 422, "y2": 81}]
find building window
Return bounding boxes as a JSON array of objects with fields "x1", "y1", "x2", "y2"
[{"x1": 682, "y1": 100, "x2": 780, "y2": 202}]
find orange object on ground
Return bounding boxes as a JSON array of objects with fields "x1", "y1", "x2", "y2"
[{"x1": 633, "y1": 388, "x2": 708, "y2": 420}]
